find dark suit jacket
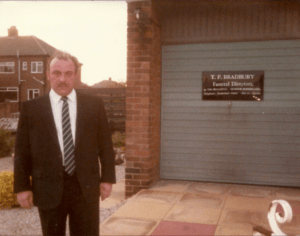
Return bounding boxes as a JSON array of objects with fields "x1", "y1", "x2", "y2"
[{"x1": 14, "y1": 91, "x2": 116, "y2": 209}]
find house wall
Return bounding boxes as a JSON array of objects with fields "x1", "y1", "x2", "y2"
[
  {"x1": 0, "y1": 55, "x2": 50, "y2": 103},
  {"x1": 160, "y1": 1, "x2": 300, "y2": 44}
]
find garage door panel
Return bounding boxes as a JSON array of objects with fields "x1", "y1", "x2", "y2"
[
  {"x1": 164, "y1": 63, "x2": 300, "y2": 72},
  {"x1": 160, "y1": 169, "x2": 300, "y2": 187},
  {"x1": 163, "y1": 48, "x2": 300, "y2": 59},
  {"x1": 163, "y1": 100, "x2": 300, "y2": 108},
  {"x1": 161, "y1": 161, "x2": 300, "y2": 174},
  {"x1": 163, "y1": 112, "x2": 300, "y2": 122},
  {"x1": 163, "y1": 126, "x2": 300, "y2": 136},
  {"x1": 162, "y1": 40, "x2": 300, "y2": 51},
  {"x1": 162, "y1": 106, "x2": 300, "y2": 115},
  {"x1": 163, "y1": 120, "x2": 300, "y2": 130},
  {"x1": 163, "y1": 92, "x2": 300, "y2": 100},
  {"x1": 161, "y1": 166, "x2": 300, "y2": 183},
  {"x1": 162, "y1": 153, "x2": 300, "y2": 166},
  {"x1": 162, "y1": 146, "x2": 299, "y2": 159},
  {"x1": 163, "y1": 140, "x2": 300, "y2": 152},
  {"x1": 163, "y1": 133, "x2": 300, "y2": 144},
  {"x1": 163, "y1": 56, "x2": 300, "y2": 66},
  {"x1": 161, "y1": 40, "x2": 300, "y2": 187}
]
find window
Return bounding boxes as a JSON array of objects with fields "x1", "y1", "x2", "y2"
[
  {"x1": 0, "y1": 87, "x2": 18, "y2": 102},
  {"x1": 31, "y1": 61, "x2": 43, "y2": 73},
  {"x1": 23, "y1": 62, "x2": 27, "y2": 70},
  {"x1": 28, "y1": 89, "x2": 40, "y2": 100},
  {"x1": 0, "y1": 62, "x2": 15, "y2": 73}
]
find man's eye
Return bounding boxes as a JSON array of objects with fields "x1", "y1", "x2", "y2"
[
  {"x1": 65, "y1": 71, "x2": 73, "y2": 77},
  {"x1": 53, "y1": 71, "x2": 61, "y2": 76}
]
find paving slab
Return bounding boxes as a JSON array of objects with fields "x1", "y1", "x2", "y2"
[
  {"x1": 100, "y1": 216, "x2": 158, "y2": 236},
  {"x1": 229, "y1": 184, "x2": 276, "y2": 198},
  {"x1": 218, "y1": 208, "x2": 270, "y2": 229},
  {"x1": 133, "y1": 189, "x2": 182, "y2": 205},
  {"x1": 164, "y1": 205, "x2": 222, "y2": 225},
  {"x1": 224, "y1": 195, "x2": 272, "y2": 212},
  {"x1": 215, "y1": 225, "x2": 254, "y2": 235},
  {"x1": 176, "y1": 192, "x2": 226, "y2": 209},
  {"x1": 274, "y1": 187, "x2": 300, "y2": 201},
  {"x1": 185, "y1": 181, "x2": 232, "y2": 195},
  {"x1": 149, "y1": 180, "x2": 189, "y2": 193},
  {"x1": 151, "y1": 221, "x2": 216, "y2": 236},
  {"x1": 112, "y1": 201, "x2": 173, "y2": 220}
]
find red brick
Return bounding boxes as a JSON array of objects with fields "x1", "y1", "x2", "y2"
[
  {"x1": 133, "y1": 174, "x2": 151, "y2": 180},
  {"x1": 125, "y1": 186, "x2": 133, "y2": 191},
  {"x1": 126, "y1": 180, "x2": 141, "y2": 186},
  {"x1": 125, "y1": 174, "x2": 133, "y2": 180},
  {"x1": 126, "y1": 157, "x2": 141, "y2": 162}
]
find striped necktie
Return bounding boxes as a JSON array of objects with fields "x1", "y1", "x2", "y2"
[{"x1": 61, "y1": 96, "x2": 75, "y2": 175}]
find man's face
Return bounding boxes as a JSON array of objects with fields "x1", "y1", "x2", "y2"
[{"x1": 47, "y1": 58, "x2": 77, "y2": 97}]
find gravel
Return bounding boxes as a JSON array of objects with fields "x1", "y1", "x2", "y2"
[{"x1": 0, "y1": 156, "x2": 126, "y2": 235}]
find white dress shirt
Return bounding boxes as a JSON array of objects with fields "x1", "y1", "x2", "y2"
[{"x1": 49, "y1": 89, "x2": 77, "y2": 165}]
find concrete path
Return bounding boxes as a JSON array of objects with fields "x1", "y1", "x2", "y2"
[{"x1": 100, "y1": 180, "x2": 300, "y2": 235}]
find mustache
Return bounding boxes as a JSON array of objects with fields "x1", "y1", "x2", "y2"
[{"x1": 58, "y1": 83, "x2": 68, "y2": 87}]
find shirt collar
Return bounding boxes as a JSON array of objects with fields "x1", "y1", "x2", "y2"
[{"x1": 50, "y1": 89, "x2": 76, "y2": 104}]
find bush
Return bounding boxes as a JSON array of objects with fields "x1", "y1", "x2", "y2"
[
  {"x1": 0, "y1": 171, "x2": 19, "y2": 209},
  {"x1": 112, "y1": 132, "x2": 125, "y2": 148},
  {"x1": 0, "y1": 129, "x2": 14, "y2": 158}
]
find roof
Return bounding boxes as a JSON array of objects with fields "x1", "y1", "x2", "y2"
[
  {"x1": 0, "y1": 36, "x2": 57, "y2": 57},
  {"x1": 92, "y1": 79, "x2": 125, "y2": 88}
]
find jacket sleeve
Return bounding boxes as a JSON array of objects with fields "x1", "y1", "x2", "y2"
[
  {"x1": 97, "y1": 98, "x2": 116, "y2": 184},
  {"x1": 14, "y1": 102, "x2": 32, "y2": 193}
]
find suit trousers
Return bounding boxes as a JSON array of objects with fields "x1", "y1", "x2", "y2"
[{"x1": 38, "y1": 172, "x2": 99, "y2": 236}]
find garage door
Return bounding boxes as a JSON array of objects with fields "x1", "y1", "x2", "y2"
[{"x1": 161, "y1": 40, "x2": 300, "y2": 187}]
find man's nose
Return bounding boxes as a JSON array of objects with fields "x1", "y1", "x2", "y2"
[{"x1": 59, "y1": 74, "x2": 67, "y2": 82}]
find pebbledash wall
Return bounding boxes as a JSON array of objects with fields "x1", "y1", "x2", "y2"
[{"x1": 125, "y1": 0, "x2": 300, "y2": 197}]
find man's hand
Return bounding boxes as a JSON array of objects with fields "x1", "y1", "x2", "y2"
[
  {"x1": 17, "y1": 191, "x2": 33, "y2": 209},
  {"x1": 100, "y1": 183, "x2": 112, "y2": 201}
]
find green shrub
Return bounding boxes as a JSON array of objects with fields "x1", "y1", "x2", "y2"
[
  {"x1": 0, "y1": 170, "x2": 19, "y2": 209},
  {"x1": 112, "y1": 132, "x2": 125, "y2": 148},
  {"x1": 0, "y1": 129, "x2": 14, "y2": 158}
]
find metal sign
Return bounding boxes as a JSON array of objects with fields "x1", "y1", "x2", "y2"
[{"x1": 202, "y1": 71, "x2": 264, "y2": 101}]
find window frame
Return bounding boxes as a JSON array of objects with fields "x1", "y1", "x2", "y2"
[
  {"x1": 31, "y1": 61, "x2": 43, "y2": 73},
  {"x1": 22, "y1": 61, "x2": 27, "y2": 71},
  {"x1": 27, "y1": 89, "x2": 40, "y2": 100},
  {"x1": 0, "y1": 62, "x2": 15, "y2": 74},
  {"x1": 0, "y1": 87, "x2": 18, "y2": 102}
]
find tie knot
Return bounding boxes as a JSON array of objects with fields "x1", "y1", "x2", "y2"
[{"x1": 61, "y1": 96, "x2": 68, "y2": 103}]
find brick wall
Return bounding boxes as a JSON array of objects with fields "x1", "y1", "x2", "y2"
[{"x1": 126, "y1": 0, "x2": 162, "y2": 197}]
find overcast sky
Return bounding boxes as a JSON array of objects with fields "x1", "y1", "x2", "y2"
[{"x1": 0, "y1": 1, "x2": 127, "y2": 86}]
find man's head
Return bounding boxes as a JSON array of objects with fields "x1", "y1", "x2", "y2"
[{"x1": 47, "y1": 51, "x2": 80, "y2": 97}]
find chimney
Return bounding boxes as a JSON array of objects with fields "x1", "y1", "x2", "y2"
[{"x1": 8, "y1": 26, "x2": 18, "y2": 37}]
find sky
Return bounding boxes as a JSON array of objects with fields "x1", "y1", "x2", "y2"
[{"x1": 0, "y1": 1, "x2": 127, "y2": 86}]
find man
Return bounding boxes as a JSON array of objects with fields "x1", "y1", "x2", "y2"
[{"x1": 14, "y1": 51, "x2": 116, "y2": 236}]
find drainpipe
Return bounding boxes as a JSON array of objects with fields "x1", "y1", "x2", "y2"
[{"x1": 17, "y1": 51, "x2": 21, "y2": 111}]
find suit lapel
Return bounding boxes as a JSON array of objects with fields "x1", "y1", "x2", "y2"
[
  {"x1": 40, "y1": 95, "x2": 61, "y2": 151},
  {"x1": 75, "y1": 92, "x2": 86, "y2": 149}
]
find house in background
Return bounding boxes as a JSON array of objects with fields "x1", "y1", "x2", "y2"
[{"x1": 0, "y1": 26, "x2": 82, "y2": 110}]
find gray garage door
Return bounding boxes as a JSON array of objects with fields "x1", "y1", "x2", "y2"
[{"x1": 161, "y1": 40, "x2": 300, "y2": 187}]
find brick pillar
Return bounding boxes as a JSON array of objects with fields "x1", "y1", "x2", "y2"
[{"x1": 126, "y1": 0, "x2": 162, "y2": 197}]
